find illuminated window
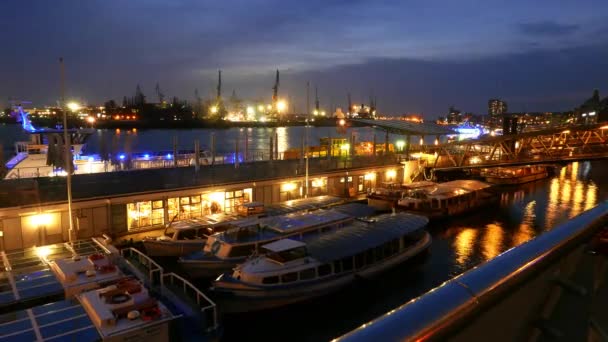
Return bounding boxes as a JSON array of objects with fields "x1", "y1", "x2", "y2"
[
  {"x1": 127, "y1": 200, "x2": 164, "y2": 230},
  {"x1": 168, "y1": 195, "x2": 203, "y2": 220}
]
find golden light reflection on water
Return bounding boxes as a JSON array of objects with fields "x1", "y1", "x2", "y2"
[
  {"x1": 513, "y1": 200, "x2": 535, "y2": 246},
  {"x1": 276, "y1": 127, "x2": 288, "y2": 153},
  {"x1": 481, "y1": 223, "x2": 504, "y2": 261},
  {"x1": 546, "y1": 161, "x2": 597, "y2": 229},
  {"x1": 454, "y1": 228, "x2": 478, "y2": 266}
]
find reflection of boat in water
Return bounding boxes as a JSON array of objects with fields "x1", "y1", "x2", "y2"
[
  {"x1": 367, "y1": 181, "x2": 436, "y2": 211},
  {"x1": 211, "y1": 212, "x2": 430, "y2": 313},
  {"x1": 179, "y1": 204, "x2": 375, "y2": 279},
  {"x1": 481, "y1": 165, "x2": 549, "y2": 185},
  {"x1": 397, "y1": 180, "x2": 494, "y2": 219}
]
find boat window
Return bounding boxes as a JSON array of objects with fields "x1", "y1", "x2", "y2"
[
  {"x1": 178, "y1": 229, "x2": 197, "y2": 240},
  {"x1": 342, "y1": 257, "x2": 353, "y2": 272},
  {"x1": 300, "y1": 268, "x2": 316, "y2": 280},
  {"x1": 318, "y1": 264, "x2": 331, "y2": 277},
  {"x1": 374, "y1": 246, "x2": 385, "y2": 261},
  {"x1": 228, "y1": 244, "x2": 256, "y2": 257},
  {"x1": 267, "y1": 246, "x2": 307, "y2": 263},
  {"x1": 354, "y1": 253, "x2": 365, "y2": 269},
  {"x1": 195, "y1": 228, "x2": 208, "y2": 239},
  {"x1": 262, "y1": 276, "x2": 279, "y2": 284},
  {"x1": 366, "y1": 249, "x2": 375, "y2": 264},
  {"x1": 281, "y1": 272, "x2": 298, "y2": 283},
  {"x1": 333, "y1": 260, "x2": 342, "y2": 274}
]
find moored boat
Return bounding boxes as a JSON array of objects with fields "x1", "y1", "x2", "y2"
[
  {"x1": 211, "y1": 212, "x2": 430, "y2": 313},
  {"x1": 397, "y1": 180, "x2": 494, "y2": 219},
  {"x1": 178, "y1": 204, "x2": 375, "y2": 279},
  {"x1": 142, "y1": 216, "x2": 242, "y2": 257},
  {"x1": 367, "y1": 181, "x2": 436, "y2": 211},
  {"x1": 480, "y1": 165, "x2": 549, "y2": 185}
]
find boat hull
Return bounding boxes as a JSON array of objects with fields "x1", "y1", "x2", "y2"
[
  {"x1": 213, "y1": 232, "x2": 432, "y2": 313},
  {"x1": 484, "y1": 171, "x2": 548, "y2": 185},
  {"x1": 398, "y1": 192, "x2": 496, "y2": 220},
  {"x1": 179, "y1": 259, "x2": 241, "y2": 279},
  {"x1": 367, "y1": 196, "x2": 397, "y2": 211},
  {"x1": 143, "y1": 240, "x2": 206, "y2": 257}
]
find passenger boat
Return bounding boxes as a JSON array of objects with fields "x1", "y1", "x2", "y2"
[
  {"x1": 142, "y1": 215, "x2": 242, "y2": 257},
  {"x1": 397, "y1": 180, "x2": 494, "y2": 219},
  {"x1": 367, "y1": 181, "x2": 436, "y2": 211},
  {"x1": 480, "y1": 165, "x2": 549, "y2": 185},
  {"x1": 178, "y1": 203, "x2": 375, "y2": 278},
  {"x1": 211, "y1": 212, "x2": 431, "y2": 313}
]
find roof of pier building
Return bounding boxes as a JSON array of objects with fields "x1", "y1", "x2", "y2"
[{"x1": 354, "y1": 119, "x2": 456, "y2": 136}]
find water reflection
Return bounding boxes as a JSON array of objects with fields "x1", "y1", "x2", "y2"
[
  {"x1": 453, "y1": 228, "x2": 478, "y2": 266},
  {"x1": 481, "y1": 223, "x2": 504, "y2": 261},
  {"x1": 513, "y1": 200, "x2": 535, "y2": 246}
]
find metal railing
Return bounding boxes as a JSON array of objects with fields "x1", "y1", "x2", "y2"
[
  {"x1": 336, "y1": 201, "x2": 608, "y2": 341},
  {"x1": 120, "y1": 247, "x2": 164, "y2": 288},
  {"x1": 162, "y1": 272, "x2": 219, "y2": 332}
]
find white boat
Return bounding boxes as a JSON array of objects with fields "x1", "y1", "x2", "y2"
[
  {"x1": 211, "y1": 212, "x2": 431, "y2": 313},
  {"x1": 397, "y1": 180, "x2": 494, "y2": 219},
  {"x1": 142, "y1": 215, "x2": 243, "y2": 257},
  {"x1": 178, "y1": 203, "x2": 375, "y2": 278},
  {"x1": 480, "y1": 165, "x2": 549, "y2": 185}
]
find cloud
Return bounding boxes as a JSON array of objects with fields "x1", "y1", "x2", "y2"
[{"x1": 518, "y1": 21, "x2": 580, "y2": 36}]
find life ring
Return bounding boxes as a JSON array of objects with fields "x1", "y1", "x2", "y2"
[
  {"x1": 210, "y1": 241, "x2": 221, "y2": 254},
  {"x1": 140, "y1": 306, "x2": 161, "y2": 321},
  {"x1": 110, "y1": 293, "x2": 131, "y2": 304}
]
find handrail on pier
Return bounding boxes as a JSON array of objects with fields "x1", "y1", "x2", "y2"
[
  {"x1": 120, "y1": 247, "x2": 164, "y2": 288},
  {"x1": 336, "y1": 201, "x2": 608, "y2": 341},
  {"x1": 162, "y1": 272, "x2": 219, "y2": 332}
]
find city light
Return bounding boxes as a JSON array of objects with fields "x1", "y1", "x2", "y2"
[
  {"x1": 277, "y1": 100, "x2": 287, "y2": 112},
  {"x1": 396, "y1": 140, "x2": 405, "y2": 151},
  {"x1": 281, "y1": 183, "x2": 297, "y2": 192},
  {"x1": 246, "y1": 106, "x2": 255, "y2": 115},
  {"x1": 257, "y1": 105, "x2": 265, "y2": 112},
  {"x1": 86, "y1": 116, "x2": 96, "y2": 123},
  {"x1": 67, "y1": 102, "x2": 80, "y2": 111},
  {"x1": 313, "y1": 110, "x2": 319, "y2": 116},
  {"x1": 364, "y1": 172, "x2": 376, "y2": 180},
  {"x1": 166, "y1": 153, "x2": 173, "y2": 159},
  {"x1": 339, "y1": 119, "x2": 346, "y2": 126},
  {"x1": 386, "y1": 169, "x2": 397, "y2": 179},
  {"x1": 340, "y1": 143, "x2": 350, "y2": 151}
]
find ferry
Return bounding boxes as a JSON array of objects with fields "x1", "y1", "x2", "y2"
[
  {"x1": 143, "y1": 214, "x2": 243, "y2": 257},
  {"x1": 480, "y1": 165, "x2": 549, "y2": 185},
  {"x1": 178, "y1": 203, "x2": 375, "y2": 278},
  {"x1": 211, "y1": 212, "x2": 431, "y2": 313},
  {"x1": 397, "y1": 180, "x2": 494, "y2": 219},
  {"x1": 367, "y1": 181, "x2": 436, "y2": 211}
]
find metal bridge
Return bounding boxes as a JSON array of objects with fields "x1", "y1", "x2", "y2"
[{"x1": 409, "y1": 123, "x2": 608, "y2": 171}]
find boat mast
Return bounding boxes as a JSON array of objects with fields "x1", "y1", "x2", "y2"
[{"x1": 60, "y1": 57, "x2": 74, "y2": 246}]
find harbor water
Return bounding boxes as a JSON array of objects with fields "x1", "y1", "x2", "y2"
[{"x1": 1, "y1": 124, "x2": 606, "y2": 341}]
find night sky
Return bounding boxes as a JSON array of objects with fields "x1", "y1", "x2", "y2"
[{"x1": 2, "y1": 0, "x2": 608, "y2": 117}]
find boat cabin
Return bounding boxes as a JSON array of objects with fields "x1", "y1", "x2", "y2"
[
  {"x1": 237, "y1": 201, "x2": 265, "y2": 217},
  {"x1": 262, "y1": 239, "x2": 308, "y2": 265}
]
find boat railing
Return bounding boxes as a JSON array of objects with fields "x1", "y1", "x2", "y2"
[
  {"x1": 120, "y1": 247, "x2": 164, "y2": 288},
  {"x1": 336, "y1": 201, "x2": 608, "y2": 341},
  {"x1": 162, "y1": 272, "x2": 219, "y2": 332}
]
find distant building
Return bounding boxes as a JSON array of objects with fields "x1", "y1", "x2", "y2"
[
  {"x1": 488, "y1": 99, "x2": 507, "y2": 116},
  {"x1": 447, "y1": 106, "x2": 461, "y2": 124}
]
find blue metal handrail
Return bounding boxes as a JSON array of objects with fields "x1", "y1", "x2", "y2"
[{"x1": 336, "y1": 201, "x2": 608, "y2": 341}]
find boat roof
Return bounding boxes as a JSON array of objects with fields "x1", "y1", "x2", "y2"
[
  {"x1": 439, "y1": 180, "x2": 491, "y2": 191},
  {"x1": 261, "y1": 210, "x2": 351, "y2": 234},
  {"x1": 403, "y1": 181, "x2": 436, "y2": 189},
  {"x1": 328, "y1": 202, "x2": 377, "y2": 218},
  {"x1": 306, "y1": 212, "x2": 429, "y2": 263},
  {"x1": 0, "y1": 240, "x2": 107, "y2": 308},
  {"x1": 262, "y1": 239, "x2": 306, "y2": 253},
  {"x1": 0, "y1": 299, "x2": 100, "y2": 341},
  {"x1": 264, "y1": 195, "x2": 344, "y2": 216}
]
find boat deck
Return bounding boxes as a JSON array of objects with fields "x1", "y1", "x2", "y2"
[
  {"x1": 0, "y1": 299, "x2": 100, "y2": 342},
  {"x1": 0, "y1": 240, "x2": 107, "y2": 310}
]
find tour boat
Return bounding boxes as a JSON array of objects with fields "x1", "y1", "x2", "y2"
[
  {"x1": 397, "y1": 179, "x2": 494, "y2": 219},
  {"x1": 142, "y1": 215, "x2": 243, "y2": 257},
  {"x1": 480, "y1": 165, "x2": 549, "y2": 185},
  {"x1": 367, "y1": 181, "x2": 436, "y2": 211},
  {"x1": 211, "y1": 212, "x2": 431, "y2": 313},
  {"x1": 178, "y1": 203, "x2": 376, "y2": 278}
]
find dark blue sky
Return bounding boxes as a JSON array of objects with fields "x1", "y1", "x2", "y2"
[{"x1": 1, "y1": 0, "x2": 607, "y2": 117}]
